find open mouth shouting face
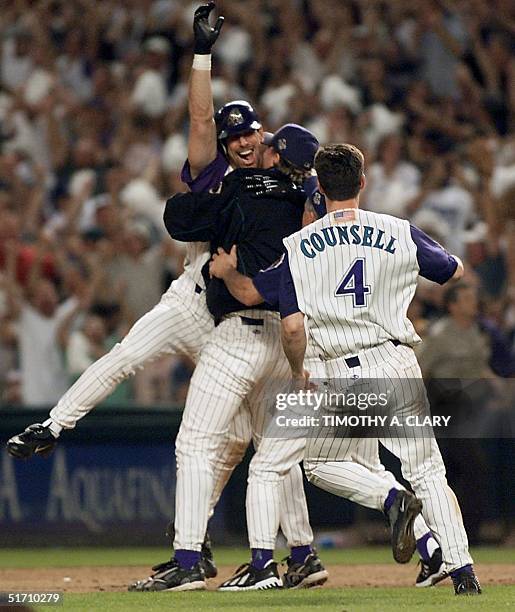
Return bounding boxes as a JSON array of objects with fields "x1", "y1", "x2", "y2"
[{"x1": 226, "y1": 129, "x2": 264, "y2": 169}]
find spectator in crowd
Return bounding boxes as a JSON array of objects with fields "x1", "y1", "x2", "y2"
[
  {"x1": 61, "y1": 313, "x2": 108, "y2": 383},
  {"x1": 0, "y1": 0, "x2": 513, "y2": 410}
]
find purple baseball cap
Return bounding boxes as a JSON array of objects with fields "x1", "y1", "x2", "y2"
[{"x1": 263, "y1": 124, "x2": 319, "y2": 170}]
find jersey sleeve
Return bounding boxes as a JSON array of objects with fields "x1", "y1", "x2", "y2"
[
  {"x1": 164, "y1": 184, "x2": 235, "y2": 242},
  {"x1": 302, "y1": 173, "x2": 327, "y2": 219},
  {"x1": 279, "y1": 253, "x2": 300, "y2": 318},
  {"x1": 410, "y1": 224, "x2": 458, "y2": 284},
  {"x1": 180, "y1": 150, "x2": 230, "y2": 193},
  {"x1": 252, "y1": 255, "x2": 285, "y2": 307}
]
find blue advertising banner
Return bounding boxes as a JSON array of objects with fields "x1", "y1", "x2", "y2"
[{"x1": 0, "y1": 442, "x2": 230, "y2": 545}]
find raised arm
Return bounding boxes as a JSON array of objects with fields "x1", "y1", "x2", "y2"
[{"x1": 188, "y1": 2, "x2": 224, "y2": 179}]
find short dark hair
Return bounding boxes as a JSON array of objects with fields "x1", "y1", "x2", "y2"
[
  {"x1": 314, "y1": 144, "x2": 364, "y2": 201},
  {"x1": 275, "y1": 156, "x2": 313, "y2": 186}
]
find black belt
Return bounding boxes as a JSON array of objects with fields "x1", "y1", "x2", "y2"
[
  {"x1": 240, "y1": 316, "x2": 264, "y2": 326},
  {"x1": 325, "y1": 339, "x2": 403, "y2": 369},
  {"x1": 195, "y1": 284, "x2": 203, "y2": 294}
]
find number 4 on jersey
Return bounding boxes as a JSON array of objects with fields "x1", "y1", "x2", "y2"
[{"x1": 335, "y1": 258, "x2": 371, "y2": 307}]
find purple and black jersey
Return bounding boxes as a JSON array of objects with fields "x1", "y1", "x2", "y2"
[
  {"x1": 410, "y1": 225, "x2": 458, "y2": 284},
  {"x1": 252, "y1": 255, "x2": 285, "y2": 308},
  {"x1": 181, "y1": 151, "x2": 230, "y2": 194}
]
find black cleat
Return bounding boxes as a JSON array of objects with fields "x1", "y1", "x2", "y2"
[
  {"x1": 387, "y1": 490, "x2": 423, "y2": 564},
  {"x1": 200, "y1": 532, "x2": 217, "y2": 579},
  {"x1": 416, "y1": 547, "x2": 447, "y2": 587},
  {"x1": 128, "y1": 557, "x2": 206, "y2": 592},
  {"x1": 218, "y1": 561, "x2": 282, "y2": 591},
  {"x1": 6, "y1": 424, "x2": 57, "y2": 459},
  {"x1": 452, "y1": 566, "x2": 482, "y2": 595},
  {"x1": 282, "y1": 553, "x2": 329, "y2": 589}
]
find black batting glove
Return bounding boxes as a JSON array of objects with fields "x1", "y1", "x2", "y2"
[{"x1": 193, "y1": 2, "x2": 224, "y2": 54}]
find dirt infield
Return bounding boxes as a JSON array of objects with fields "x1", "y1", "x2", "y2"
[{"x1": 1, "y1": 564, "x2": 513, "y2": 593}]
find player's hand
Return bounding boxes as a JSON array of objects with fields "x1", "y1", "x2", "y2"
[
  {"x1": 291, "y1": 369, "x2": 312, "y2": 392},
  {"x1": 209, "y1": 245, "x2": 237, "y2": 279},
  {"x1": 193, "y1": 2, "x2": 224, "y2": 55},
  {"x1": 310, "y1": 190, "x2": 327, "y2": 217}
]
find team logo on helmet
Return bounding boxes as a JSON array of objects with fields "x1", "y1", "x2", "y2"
[
  {"x1": 277, "y1": 138, "x2": 287, "y2": 151},
  {"x1": 227, "y1": 109, "x2": 245, "y2": 127}
]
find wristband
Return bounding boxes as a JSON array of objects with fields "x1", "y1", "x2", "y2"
[{"x1": 192, "y1": 54, "x2": 212, "y2": 70}]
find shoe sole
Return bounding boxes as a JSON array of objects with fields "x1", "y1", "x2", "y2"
[
  {"x1": 392, "y1": 497, "x2": 423, "y2": 564},
  {"x1": 287, "y1": 570, "x2": 329, "y2": 590},
  {"x1": 6, "y1": 439, "x2": 32, "y2": 459},
  {"x1": 416, "y1": 565, "x2": 448, "y2": 588},
  {"x1": 165, "y1": 581, "x2": 207, "y2": 592},
  {"x1": 218, "y1": 577, "x2": 282, "y2": 591}
]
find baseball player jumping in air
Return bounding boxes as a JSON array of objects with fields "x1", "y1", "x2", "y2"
[
  {"x1": 274, "y1": 143, "x2": 480, "y2": 596},
  {"x1": 7, "y1": 2, "x2": 325, "y2": 590},
  {"x1": 131, "y1": 122, "x2": 328, "y2": 593}
]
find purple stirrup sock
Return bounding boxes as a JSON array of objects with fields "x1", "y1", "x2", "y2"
[
  {"x1": 251, "y1": 548, "x2": 273, "y2": 570},
  {"x1": 291, "y1": 545, "x2": 312, "y2": 564},
  {"x1": 450, "y1": 564, "x2": 472, "y2": 578},
  {"x1": 175, "y1": 549, "x2": 201, "y2": 570},
  {"x1": 384, "y1": 487, "x2": 399, "y2": 513}
]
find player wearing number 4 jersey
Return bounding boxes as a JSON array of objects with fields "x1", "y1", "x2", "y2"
[
  {"x1": 211, "y1": 240, "x2": 443, "y2": 585},
  {"x1": 279, "y1": 144, "x2": 481, "y2": 596}
]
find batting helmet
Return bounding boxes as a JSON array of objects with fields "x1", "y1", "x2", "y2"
[{"x1": 215, "y1": 100, "x2": 262, "y2": 140}]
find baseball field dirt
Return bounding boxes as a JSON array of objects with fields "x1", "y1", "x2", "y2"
[
  {"x1": 1, "y1": 547, "x2": 513, "y2": 611},
  {"x1": 1, "y1": 562, "x2": 514, "y2": 592}
]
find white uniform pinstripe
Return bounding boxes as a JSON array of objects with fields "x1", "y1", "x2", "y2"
[
  {"x1": 49, "y1": 227, "x2": 312, "y2": 550},
  {"x1": 173, "y1": 309, "x2": 313, "y2": 551},
  {"x1": 245, "y1": 349, "x2": 433, "y2": 549},
  {"x1": 282, "y1": 208, "x2": 472, "y2": 571}
]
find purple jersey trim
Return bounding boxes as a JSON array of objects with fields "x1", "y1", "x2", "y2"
[
  {"x1": 180, "y1": 151, "x2": 229, "y2": 193},
  {"x1": 279, "y1": 253, "x2": 300, "y2": 318},
  {"x1": 252, "y1": 255, "x2": 286, "y2": 307},
  {"x1": 410, "y1": 224, "x2": 458, "y2": 284}
]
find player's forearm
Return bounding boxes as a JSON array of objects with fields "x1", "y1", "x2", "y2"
[
  {"x1": 187, "y1": 61, "x2": 217, "y2": 177},
  {"x1": 223, "y1": 269, "x2": 264, "y2": 306},
  {"x1": 281, "y1": 319, "x2": 307, "y2": 377}
]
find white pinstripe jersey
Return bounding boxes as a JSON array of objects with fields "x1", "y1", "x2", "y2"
[{"x1": 283, "y1": 208, "x2": 423, "y2": 359}]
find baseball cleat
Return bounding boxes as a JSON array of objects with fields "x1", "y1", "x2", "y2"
[
  {"x1": 282, "y1": 553, "x2": 329, "y2": 589},
  {"x1": 416, "y1": 547, "x2": 447, "y2": 587},
  {"x1": 200, "y1": 532, "x2": 218, "y2": 578},
  {"x1": 387, "y1": 490, "x2": 423, "y2": 564},
  {"x1": 451, "y1": 566, "x2": 482, "y2": 596},
  {"x1": 218, "y1": 561, "x2": 282, "y2": 591},
  {"x1": 128, "y1": 557, "x2": 206, "y2": 592},
  {"x1": 6, "y1": 424, "x2": 58, "y2": 459}
]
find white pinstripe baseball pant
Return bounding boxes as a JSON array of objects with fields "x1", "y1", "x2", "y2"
[
  {"x1": 50, "y1": 278, "x2": 312, "y2": 546},
  {"x1": 174, "y1": 310, "x2": 313, "y2": 551},
  {"x1": 304, "y1": 342, "x2": 473, "y2": 572},
  {"x1": 246, "y1": 359, "x2": 434, "y2": 549}
]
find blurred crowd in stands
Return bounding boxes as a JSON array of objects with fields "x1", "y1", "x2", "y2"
[{"x1": 0, "y1": 0, "x2": 514, "y2": 408}]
